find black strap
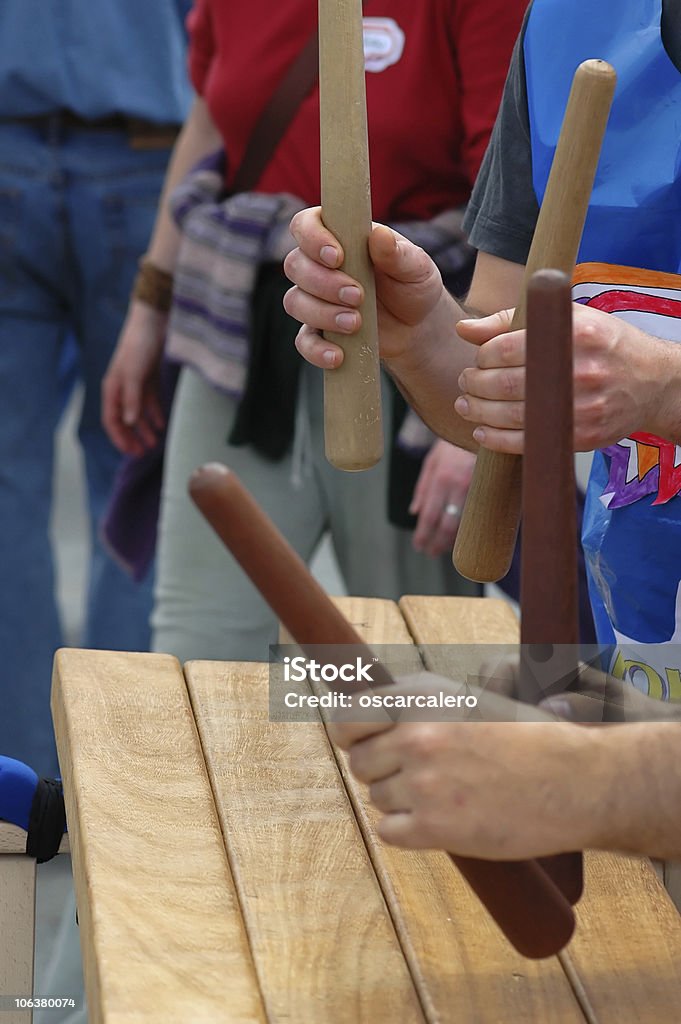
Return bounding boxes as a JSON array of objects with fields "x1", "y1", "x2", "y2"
[
  {"x1": 26, "y1": 777, "x2": 66, "y2": 864},
  {"x1": 230, "y1": 30, "x2": 319, "y2": 194}
]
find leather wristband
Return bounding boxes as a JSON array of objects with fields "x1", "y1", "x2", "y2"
[{"x1": 133, "y1": 258, "x2": 174, "y2": 313}]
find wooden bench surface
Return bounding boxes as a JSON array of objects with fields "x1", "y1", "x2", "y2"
[{"x1": 50, "y1": 597, "x2": 681, "y2": 1023}]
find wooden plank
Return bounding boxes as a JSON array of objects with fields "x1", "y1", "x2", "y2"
[
  {"x1": 664, "y1": 860, "x2": 681, "y2": 912},
  {"x1": 184, "y1": 659, "x2": 427, "y2": 1024},
  {"x1": 399, "y1": 594, "x2": 520, "y2": 680},
  {"x1": 402, "y1": 595, "x2": 681, "y2": 1023},
  {"x1": 278, "y1": 596, "x2": 423, "y2": 676},
  {"x1": 567, "y1": 854, "x2": 681, "y2": 1022},
  {"x1": 0, "y1": 823, "x2": 29, "y2": 855},
  {"x1": 51, "y1": 649, "x2": 266, "y2": 1024},
  {"x1": 327, "y1": 597, "x2": 583, "y2": 1023},
  {"x1": 0, "y1": 855, "x2": 35, "y2": 1024},
  {"x1": 0, "y1": 823, "x2": 69, "y2": 856}
]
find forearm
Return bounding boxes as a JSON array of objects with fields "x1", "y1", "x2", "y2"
[
  {"x1": 145, "y1": 96, "x2": 222, "y2": 273},
  {"x1": 588, "y1": 723, "x2": 681, "y2": 859}
]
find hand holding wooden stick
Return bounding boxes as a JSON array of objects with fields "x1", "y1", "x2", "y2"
[
  {"x1": 189, "y1": 463, "x2": 576, "y2": 959},
  {"x1": 453, "y1": 59, "x2": 616, "y2": 582},
  {"x1": 319, "y1": 0, "x2": 383, "y2": 471}
]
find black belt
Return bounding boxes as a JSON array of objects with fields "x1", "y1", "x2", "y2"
[{"x1": 0, "y1": 110, "x2": 180, "y2": 149}]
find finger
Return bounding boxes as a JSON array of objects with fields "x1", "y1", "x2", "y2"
[
  {"x1": 423, "y1": 511, "x2": 459, "y2": 558},
  {"x1": 408, "y1": 457, "x2": 434, "y2": 515},
  {"x1": 121, "y1": 388, "x2": 161, "y2": 452},
  {"x1": 283, "y1": 285, "x2": 362, "y2": 336},
  {"x1": 474, "y1": 331, "x2": 526, "y2": 370},
  {"x1": 456, "y1": 308, "x2": 515, "y2": 347},
  {"x1": 289, "y1": 206, "x2": 345, "y2": 267},
  {"x1": 457, "y1": 366, "x2": 525, "y2": 402},
  {"x1": 107, "y1": 421, "x2": 144, "y2": 457},
  {"x1": 454, "y1": 394, "x2": 525, "y2": 431},
  {"x1": 369, "y1": 773, "x2": 408, "y2": 814},
  {"x1": 375, "y1": 811, "x2": 420, "y2": 848},
  {"x1": 327, "y1": 708, "x2": 395, "y2": 751},
  {"x1": 412, "y1": 478, "x2": 448, "y2": 552},
  {"x1": 349, "y1": 734, "x2": 402, "y2": 784},
  {"x1": 133, "y1": 410, "x2": 162, "y2": 451},
  {"x1": 294, "y1": 323, "x2": 345, "y2": 369},
  {"x1": 121, "y1": 378, "x2": 142, "y2": 429},
  {"x1": 469, "y1": 425, "x2": 524, "y2": 455},
  {"x1": 283, "y1": 247, "x2": 363, "y2": 305},
  {"x1": 101, "y1": 381, "x2": 144, "y2": 456},
  {"x1": 368, "y1": 224, "x2": 435, "y2": 288}
]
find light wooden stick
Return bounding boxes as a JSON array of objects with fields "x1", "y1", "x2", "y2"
[
  {"x1": 319, "y1": 0, "x2": 383, "y2": 471},
  {"x1": 453, "y1": 59, "x2": 616, "y2": 581}
]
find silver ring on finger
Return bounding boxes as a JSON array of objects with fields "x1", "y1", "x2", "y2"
[{"x1": 443, "y1": 503, "x2": 461, "y2": 518}]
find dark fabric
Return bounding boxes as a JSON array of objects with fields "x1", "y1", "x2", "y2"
[
  {"x1": 26, "y1": 776, "x2": 66, "y2": 864},
  {"x1": 463, "y1": 0, "x2": 681, "y2": 264},
  {"x1": 228, "y1": 264, "x2": 302, "y2": 459},
  {"x1": 387, "y1": 383, "x2": 423, "y2": 530},
  {"x1": 100, "y1": 359, "x2": 180, "y2": 582}
]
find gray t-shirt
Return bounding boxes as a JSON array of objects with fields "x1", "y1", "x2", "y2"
[{"x1": 463, "y1": 0, "x2": 681, "y2": 264}]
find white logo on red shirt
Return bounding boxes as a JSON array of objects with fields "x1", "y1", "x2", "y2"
[{"x1": 363, "y1": 18, "x2": 405, "y2": 73}]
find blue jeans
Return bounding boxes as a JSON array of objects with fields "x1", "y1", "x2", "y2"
[{"x1": 0, "y1": 119, "x2": 170, "y2": 776}]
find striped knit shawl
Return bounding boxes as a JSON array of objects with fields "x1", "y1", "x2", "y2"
[{"x1": 167, "y1": 154, "x2": 305, "y2": 395}]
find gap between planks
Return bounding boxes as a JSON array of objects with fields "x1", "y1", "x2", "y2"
[{"x1": 314, "y1": 597, "x2": 590, "y2": 1024}]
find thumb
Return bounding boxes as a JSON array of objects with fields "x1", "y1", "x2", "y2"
[
  {"x1": 456, "y1": 307, "x2": 516, "y2": 347},
  {"x1": 368, "y1": 224, "x2": 436, "y2": 286}
]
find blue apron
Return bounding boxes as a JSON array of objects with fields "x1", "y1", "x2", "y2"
[{"x1": 524, "y1": 0, "x2": 681, "y2": 696}]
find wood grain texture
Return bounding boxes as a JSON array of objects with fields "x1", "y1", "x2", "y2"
[
  {"x1": 0, "y1": 824, "x2": 30, "y2": 856},
  {"x1": 326, "y1": 597, "x2": 583, "y2": 1022},
  {"x1": 184, "y1": 659, "x2": 425, "y2": 1023},
  {"x1": 401, "y1": 595, "x2": 681, "y2": 1022},
  {"x1": 399, "y1": 595, "x2": 520, "y2": 680},
  {"x1": 0, "y1": 821, "x2": 69, "y2": 856},
  {"x1": 568, "y1": 854, "x2": 681, "y2": 1022},
  {"x1": 0, "y1": 855, "x2": 34, "y2": 1023},
  {"x1": 319, "y1": 0, "x2": 382, "y2": 470},
  {"x1": 453, "y1": 61, "x2": 616, "y2": 583},
  {"x1": 51, "y1": 649, "x2": 266, "y2": 1024}
]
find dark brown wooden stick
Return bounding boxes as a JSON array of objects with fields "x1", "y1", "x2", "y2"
[
  {"x1": 189, "y1": 463, "x2": 576, "y2": 959},
  {"x1": 520, "y1": 270, "x2": 583, "y2": 905},
  {"x1": 521, "y1": 271, "x2": 579, "y2": 650}
]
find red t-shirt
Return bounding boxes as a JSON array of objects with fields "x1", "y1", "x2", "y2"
[{"x1": 188, "y1": 0, "x2": 526, "y2": 222}]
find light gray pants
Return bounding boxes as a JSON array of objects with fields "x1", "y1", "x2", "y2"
[{"x1": 152, "y1": 364, "x2": 478, "y2": 662}]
